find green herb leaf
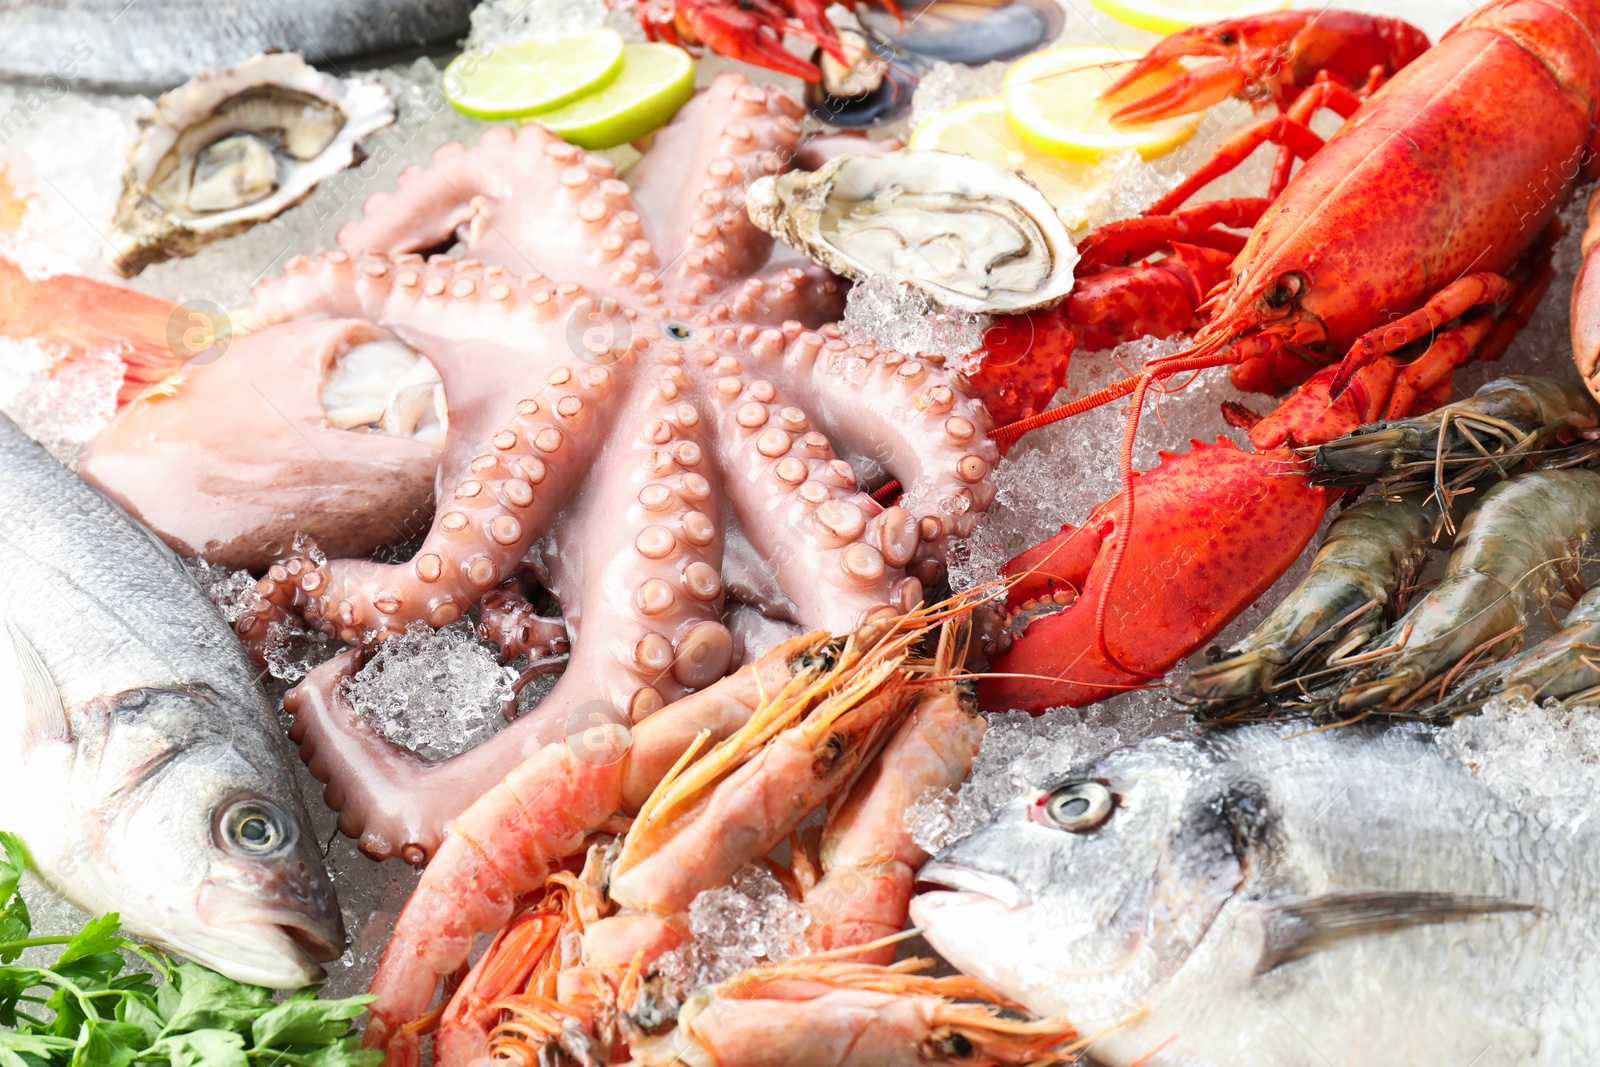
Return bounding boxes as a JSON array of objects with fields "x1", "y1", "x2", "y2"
[
  {"x1": 156, "y1": 965, "x2": 272, "y2": 1036},
  {"x1": 251, "y1": 991, "x2": 376, "y2": 1050},
  {"x1": 148, "y1": 1028, "x2": 248, "y2": 1067},
  {"x1": 69, "y1": 1018, "x2": 142, "y2": 1067},
  {"x1": 118, "y1": 995, "x2": 164, "y2": 1046},
  {"x1": 0, "y1": 837, "x2": 32, "y2": 966},
  {"x1": 0, "y1": 836, "x2": 25, "y2": 912},
  {"x1": 55, "y1": 915, "x2": 122, "y2": 968},
  {"x1": 254, "y1": 1039, "x2": 386, "y2": 1067},
  {"x1": 0, "y1": 836, "x2": 378, "y2": 1067}
]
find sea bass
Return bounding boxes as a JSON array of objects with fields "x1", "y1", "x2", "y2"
[
  {"x1": 0, "y1": 414, "x2": 343, "y2": 988},
  {"x1": 912, "y1": 722, "x2": 1600, "y2": 1067},
  {"x1": 0, "y1": 0, "x2": 476, "y2": 91}
]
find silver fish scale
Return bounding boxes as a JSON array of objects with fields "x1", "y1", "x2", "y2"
[
  {"x1": 917, "y1": 722, "x2": 1600, "y2": 1067},
  {"x1": 0, "y1": 0, "x2": 478, "y2": 91},
  {"x1": 0, "y1": 414, "x2": 339, "y2": 989},
  {"x1": 0, "y1": 416, "x2": 264, "y2": 712}
]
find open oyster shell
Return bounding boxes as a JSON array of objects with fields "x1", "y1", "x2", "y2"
[
  {"x1": 746, "y1": 149, "x2": 1077, "y2": 314},
  {"x1": 107, "y1": 52, "x2": 395, "y2": 276}
]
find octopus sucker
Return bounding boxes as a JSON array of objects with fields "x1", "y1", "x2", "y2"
[{"x1": 86, "y1": 73, "x2": 997, "y2": 865}]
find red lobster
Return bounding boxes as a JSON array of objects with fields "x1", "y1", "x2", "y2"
[
  {"x1": 969, "y1": 0, "x2": 1597, "y2": 712},
  {"x1": 637, "y1": 0, "x2": 900, "y2": 82}
]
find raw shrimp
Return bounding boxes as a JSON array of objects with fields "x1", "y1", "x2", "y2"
[
  {"x1": 1422, "y1": 585, "x2": 1600, "y2": 718},
  {"x1": 1308, "y1": 376, "x2": 1600, "y2": 495},
  {"x1": 627, "y1": 961, "x2": 1077, "y2": 1067},
  {"x1": 1335, "y1": 469, "x2": 1600, "y2": 714},
  {"x1": 1181, "y1": 491, "x2": 1435, "y2": 717},
  {"x1": 366, "y1": 603, "x2": 995, "y2": 1066}
]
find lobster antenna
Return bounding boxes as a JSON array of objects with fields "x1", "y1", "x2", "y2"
[
  {"x1": 988, "y1": 334, "x2": 1234, "y2": 443},
  {"x1": 1088, "y1": 340, "x2": 1243, "y2": 680}
]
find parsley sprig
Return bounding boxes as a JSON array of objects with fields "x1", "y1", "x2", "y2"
[{"x1": 0, "y1": 832, "x2": 383, "y2": 1066}]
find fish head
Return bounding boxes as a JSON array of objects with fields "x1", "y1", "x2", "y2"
[
  {"x1": 88, "y1": 684, "x2": 345, "y2": 989},
  {"x1": 911, "y1": 733, "x2": 1254, "y2": 1027}
]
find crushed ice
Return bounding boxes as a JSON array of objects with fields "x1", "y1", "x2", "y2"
[
  {"x1": 186, "y1": 558, "x2": 261, "y2": 624},
  {"x1": 656, "y1": 865, "x2": 812, "y2": 992},
  {"x1": 466, "y1": 0, "x2": 642, "y2": 47},
  {"x1": 909, "y1": 710, "x2": 1127, "y2": 853},
  {"x1": 1436, "y1": 697, "x2": 1600, "y2": 830},
  {"x1": 341, "y1": 621, "x2": 518, "y2": 761},
  {"x1": 1079, "y1": 150, "x2": 1184, "y2": 231},
  {"x1": 841, "y1": 275, "x2": 984, "y2": 359},
  {"x1": 0, "y1": 338, "x2": 121, "y2": 464},
  {"x1": 908, "y1": 61, "x2": 1008, "y2": 130}
]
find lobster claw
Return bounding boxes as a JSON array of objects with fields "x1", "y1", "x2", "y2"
[
  {"x1": 1104, "y1": 12, "x2": 1323, "y2": 123},
  {"x1": 980, "y1": 438, "x2": 1331, "y2": 712},
  {"x1": 1105, "y1": 10, "x2": 1431, "y2": 125}
]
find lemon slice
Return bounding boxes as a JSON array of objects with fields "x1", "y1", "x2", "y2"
[
  {"x1": 443, "y1": 28, "x2": 626, "y2": 120},
  {"x1": 909, "y1": 97, "x2": 1103, "y2": 227},
  {"x1": 533, "y1": 43, "x2": 696, "y2": 150},
  {"x1": 1004, "y1": 44, "x2": 1201, "y2": 163},
  {"x1": 1087, "y1": 0, "x2": 1289, "y2": 35}
]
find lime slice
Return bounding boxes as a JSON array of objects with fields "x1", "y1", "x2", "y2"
[
  {"x1": 533, "y1": 43, "x2": 696, "y2": 150},
  {"x1": 909, "y1": 97, "x2": 1103, "y2": 227},
  {"x1": 442, "y1": 28, "x2": 626, "y2": 121},
  {"x1": 1004, "y1": 44, "x2": 1201, "y2": 163},
  {"x1": 1086, "y1": 0, "x2": 1289, "y2": 35}
]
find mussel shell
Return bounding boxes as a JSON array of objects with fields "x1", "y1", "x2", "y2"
[
  {"x1": 805, "y1": 56, "x2": 919, "y2": 129},
  {"x1": 859, "y1": 0, "x2": 1065, "y2": 65}
]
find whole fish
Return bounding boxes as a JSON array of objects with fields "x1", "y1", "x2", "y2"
[
  {"x1": 0, "y1": 414, "x2": 343, "y2": 989},
  {"x1": 0, "y1": 0, "x2": 476, "y2": 91},
  {"x1": 912, "y1": 722, "x2": 1599, "y2": 1066}
]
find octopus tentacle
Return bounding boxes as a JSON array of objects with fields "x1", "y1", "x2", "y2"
[
  {"x1": 629, "y1": 74, "x2": 803, "y2": 285},
  {"x1": 478, "y1": 580, "x2": 569, "y2": 663},
  {"x1": 283, "y1": 650, "x2": 580, "y2": 864},
  {"x1": 699, "y1": 261, "x2": 846, "y2": 332},
  {"x1": 337, "y1": 125, "x2": 651, "y2": 294},
  {"x1": 533, "y1": 366, "x2": 738, "y2": 722},
  {"x1": 701, "y1": 337, "x2": 918, "y2": 631},
  {"x1": 238, "y1": 351, "x2": 635, "y2": 653},
  {"x1": 749, "y1": 324, "x2": 999, "y2": 582}
]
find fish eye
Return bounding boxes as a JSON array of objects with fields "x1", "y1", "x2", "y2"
[
  {"x1": 1044, "y1": 781, "x2": 1114, "y2": 833},
  {"x1": 219, "y1": 799, "x2": 293, "y2": 857}
]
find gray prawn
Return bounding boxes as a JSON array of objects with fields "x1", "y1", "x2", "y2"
[
  {"x1": 1180, "y1": 492, "x2": 1435, "y2": 718},
  {"x1": 1334, "y1": 467, "x2": 1600, "y2": 715},
  {"x1": 1418, "y1": 585, "x2": 1600, "y2": 718},
  {"x1": 1308, "y1": 376, "x2": 1599, "y2": 517}
]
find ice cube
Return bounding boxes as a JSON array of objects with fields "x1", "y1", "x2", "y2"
[
  {"x1": 908, "y1": 62, "x2": 1008, "y2": 131},
  {"x1": 841, "y1": 274, "x2": 983, "y2": 360},
  {"x1": 0, "y1": 338, "x2": 122, "y2": 465},
  {"x1": 1436, "y1": 696, "x2": 1600, "y2": 831},
  {"x1": 340, "y1": 621, "x2": 518, "y2": 761},
  {"x1": 655, "y1": 865, "x2": 812, "y2": 992},
  {"x1": 185, "y1": 558, "x2": 259, "y2": 623}
]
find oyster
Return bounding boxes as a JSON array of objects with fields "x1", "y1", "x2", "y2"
[
  {"x1": 107, "y1": 52, "x2": 394, "y2": 276},
  {"x1": 746, "y1": 150, "x2": 1077, "y2": 313}
]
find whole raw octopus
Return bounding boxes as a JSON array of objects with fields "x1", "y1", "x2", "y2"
[{"x1": 82, "y1": 74, "x2": 998, "y2": 864}]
